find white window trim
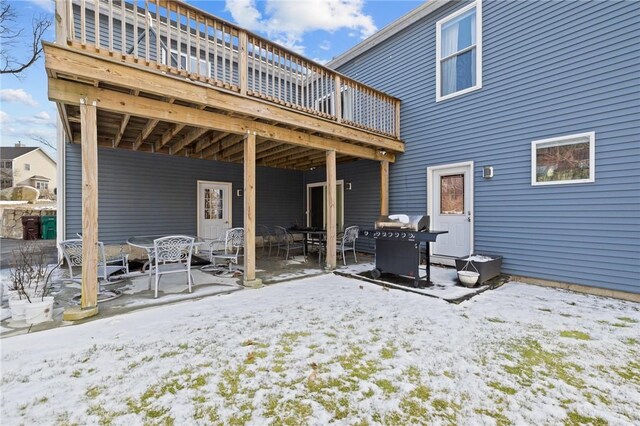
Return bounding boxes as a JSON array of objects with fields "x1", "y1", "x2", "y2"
[
  {"x1": 435, "y1": 0, "x2": 483, "y2": 102},
  {"x1": 531, "y1": 131, "x2": 596, "y2": 186}
]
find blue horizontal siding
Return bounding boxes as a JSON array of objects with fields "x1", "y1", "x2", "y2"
[
  {"x1": 65, "y1": 144, "x2": 303, "y2": 244},
  {"x1": 335, "y1": 0, "x2": 640, "y2": 293}
]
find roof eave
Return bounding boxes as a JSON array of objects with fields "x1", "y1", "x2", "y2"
[{"x1": 327, "y1": 0, "x2": 453, "y2": 70}]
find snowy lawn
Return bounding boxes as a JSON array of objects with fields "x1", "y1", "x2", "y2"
[{"x1": 1, "y1": 275, "x2": 639, "y2": 425}]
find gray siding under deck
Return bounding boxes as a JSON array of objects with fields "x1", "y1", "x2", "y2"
[
  {"x1": 65, "y1": 144, "x2": 303, "y2": 244},
  {"x1": 334, "y1": 0, "x2": 640, "y2": 293}
]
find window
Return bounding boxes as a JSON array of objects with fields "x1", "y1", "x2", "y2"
[
  {"x1": 531, "y1": 132, "x2": 595, "y2": 185},
  {"x1": 35, "y1": 182, "x2": 49, "y2": 190},
  {"x1": 1, "y1": 178, "x2": 11, "y2": 189},
  {"x1": 440, "y1": 174, "x2": 465, "y2": 214},
  {"x1": 436, "y1": 1, "x2": 482, "y2": 101},
  {"x1": 1, "y1": 160, "x2": 11, "y2": 169},
  {"x1": 24, "y1": 163, "x2": 30, "y2": 171}
]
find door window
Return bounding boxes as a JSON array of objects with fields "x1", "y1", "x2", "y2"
[
  {"x1": 204, "y1": 188, "x2": 224, "y2": 220},
  {"x1": 440, "y1": 174, "x2": 464, "y2": 215}
]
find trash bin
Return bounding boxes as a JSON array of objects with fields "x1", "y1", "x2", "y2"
[
  {"x1": 21, "y1": 216, "x2": 41, "y2": 240},
  {"x1": 40, "y1": 215, "x2": 57, "y2": 240}
]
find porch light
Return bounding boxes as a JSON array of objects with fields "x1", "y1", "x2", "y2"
[
  {"x1": 236, "y1": 189, "x2": 243, "y2": 197},
  {"x1": 345, "y1": 182, "x2": 352, "y2": 190}
]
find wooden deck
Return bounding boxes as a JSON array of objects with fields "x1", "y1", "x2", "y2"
[{"x1": 49, "y1": 0, "x2": 402, "y2": 312}]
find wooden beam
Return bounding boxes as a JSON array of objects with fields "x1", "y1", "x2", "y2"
[
  {"x1": 133, "y1": 118, "x2": 160, "y2": 150},
  {"x1": 114, "y1": 114, "x2": 131, "y2": 147},
  {"x1": 229, "y1": 139, "x2": 278, "y2": 162},
  {"x1": 202, "y1": 134, "x2": 244, "y2": 159},
  {"x1": 49, "y1": 79, "x2": 394, "y2": 162},
  {"x1": 194, "y1": 132, "x2": 228, "y2": 154},
  {"x1": 244, "y1": 131, "x2": 260, "y2": 286},
  {"x1": 80, "y1": 99, "x2": 99, "y2": 311},
  {"x1": 326, "y1": 150, "x2": 337, "y2": 269},
  {"x1": 44, "y1": 43, "x2": 404, "y2": 152},
  {"x1": 170, "y1": 127, "x2": 209, "y2": 154},
  {"x1": 156, "y1": 124, "x2": 185, "y2": 151},
  {"x1": 56, "y1": 103, "x2": 73, "y2": 143},
  {"x1": 239, "y1": 31, "x2": 248, "y2": 96},
  {"x1": 380, "y1": 160, "x2": 389, "y2": 215},
  {"x1": 334, "y1": 75, "x2": 342, "y2": 123}
]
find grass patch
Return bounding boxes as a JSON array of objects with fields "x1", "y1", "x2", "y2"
[
  {"x1": 559, "y1": 330, "x2": 591, "y2": 340},
  {"x1": 486, "y1": 317, "x2": 507, "y2": 324},
  {"x1": 488, "y1": 381, "x2": 517, "y2": 395},
  {"x1": 375, "y1": 379, "x2": 397, "y2": 395},
  {"x1": 380, "y1": 342, "x2": 397, "y2": 359},
  {"x1": 616, "y1": 316, "x2": 638, "y2": 324},
  {"x1": 503, "y1": 338, "x2": 585, "y2": 389},
  {"x1": 564, "y1": 411, "x2": 607, "y2": 425},
  {"x1": 474, "y1": 408, "x2": 511, "y2": 425}
]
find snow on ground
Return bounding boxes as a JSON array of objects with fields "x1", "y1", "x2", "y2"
[{"x1": 1, "y1": 275, "x2": 639, "y2": 425}]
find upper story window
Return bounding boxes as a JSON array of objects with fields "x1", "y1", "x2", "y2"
[
  {"x1": 1, "y1": 160, "x2": 11, "y2": 169},
  {"x1": 436, "y1": 1, "x2": 483, "y2": 102},
  {"x1": 531, "y1": 132, "x2": 595, "y2": 186},
  {"x1": 24, "y1": 163, "x2": 30, "y2": 171}
]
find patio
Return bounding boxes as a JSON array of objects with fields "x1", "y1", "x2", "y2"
[{"x1": 2, "y1": 274, "x2": 638, "y2": 424}]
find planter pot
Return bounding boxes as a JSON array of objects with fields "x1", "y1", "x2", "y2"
[
  {"x1": 455, "y1": 254, "x2": 503, "y2": 285},
  {"x1": 457, "y1": 270, "x2": 480, "y2": 288},
  {"x1": 23, "y1": 297, "x2": 55, "y2": 325},
  {"x1": 8, "y1": 297, "x2": 29, "y2": 321}
]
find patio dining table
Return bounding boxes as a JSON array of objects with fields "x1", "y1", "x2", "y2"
[{"x1": 291, "y1": 229, "x2": 326, "y2": 264}]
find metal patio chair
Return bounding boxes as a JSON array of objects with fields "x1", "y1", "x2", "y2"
[
  {"x1": 152, "y1": 235, "x2": 195, "y2": 298},
  {"x1": 338, "y1": 225, "x2": 359, "y2": 265},
  {"x1": 207, "y1": 227, "x2": 244, "y2": 272},
  {"x1": 257, "y1": 225, "x2": 273, "y2": 257},
  {"x1": 273, "y1": 226, "x2": 305, "y2": 260},
  {"x1": 59, "y1": 239, "x2": 128, "y2": 302}
]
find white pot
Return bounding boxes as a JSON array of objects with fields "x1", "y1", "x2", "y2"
[
  {"x1": 458, "y1": 270, "x2": 480, "y2": 288},
  {"x1": 8, "y1": 297, "x2": 29, "y2": 321},
  {"x1": 23, "y1": 297, "x2": 55, "y2": 325}
]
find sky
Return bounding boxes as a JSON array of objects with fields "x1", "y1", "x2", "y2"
[{"x1": 0, "y1": 0, "x2": 423, "y2": 156}]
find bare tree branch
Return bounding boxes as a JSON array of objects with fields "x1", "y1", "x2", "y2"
[
  {"x1": 0, "y1": 0, "x2": 52, "y2": 77},
  {"x1": 30, "y1": 135, "x2": 57, "y2": 152}
]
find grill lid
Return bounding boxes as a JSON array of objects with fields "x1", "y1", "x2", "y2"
[{"x1": 375, "y1": 214, "x2": 429, "y2": 231}]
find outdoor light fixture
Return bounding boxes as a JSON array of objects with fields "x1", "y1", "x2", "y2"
[
  {"x1": 345, "y1": 182, "x2": 352, "y2": 190},
  {"x1": 236, "y1": 189, "x2": 243, "y2": 197},
  {"x1": 379, "y1": 150, "x2": 387, "y2": 156},
  {"x1": 483, "y1": 166, "x2": 494, "y2": 179}
]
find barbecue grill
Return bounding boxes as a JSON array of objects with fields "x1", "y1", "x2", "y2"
[{"x1": 359, "y1": 214, "x2": 448, "y2": 288}]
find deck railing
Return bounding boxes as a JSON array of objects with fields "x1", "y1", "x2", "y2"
[{"x1": 57, "y1": 0, "x2": 400, "y2": 138}]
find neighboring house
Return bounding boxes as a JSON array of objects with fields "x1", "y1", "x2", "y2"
[
  {"x1": 328, "y1": 0, "x2": 639, "y2": 294},
  {"x1": 0, "y1": 145, "x2": 57, "y2": 192},
  {"x1": 48, "y1": 0, "x2": 638, "y2": 299}
]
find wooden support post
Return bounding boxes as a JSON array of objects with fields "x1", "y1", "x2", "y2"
[
  {"x1": 326, "y1": 150, "x2": 337, "y2": 269},
  {"x1": 243, "y1": 131, "x2": 261, "y2": 287},
  {"x1": 334, "y1": 75, "x2": 342, "y2": 122},
  {"x1": 380, "y1": 160, "x2": 389, "y2": 216},
  {"x1": 54, "y1": 0, "x2": 68, "y2": 44},
  {"x1": 239, "y1": 31, "x2": 248, "y2": 96},
  {"x1": 64, "y1": 99, "x2": 99, "y2": 320}
]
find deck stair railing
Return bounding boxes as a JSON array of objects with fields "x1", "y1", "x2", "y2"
[{"x1": 58, "y1": 0, "x2": 400, "y2": 138}]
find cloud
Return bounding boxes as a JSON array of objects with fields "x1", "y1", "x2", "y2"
[
  {"x1": 0, "y1": 111, "x2": 9, "y2": 124},
  {"x1": 0, "y1": 89, "x2": 38, "y2": 107},
  {"x1": 226, "y1": 0, "x2": 377, "y2": 53},
  {"x1": 17, "y1": 111, "x2": 56, "y2": 127},
  {"x1": 25, "y1": 0, "x2": 54, "y2": 13},
  {"x1": 319, "y1": 40, "x2": 331, "y2": 51}
]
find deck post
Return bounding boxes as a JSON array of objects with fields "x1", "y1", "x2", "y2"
[
  {"x1": 54, "y1": 0, "x2": 68, "y2": 44},
  {"x1": 239, "y1": 31, "x2": 248, "y2": 96},
  {"x1": 64, "y1": 99, "x2": 99, "y2": 320},
  {"x1": 334, "y1": 75, "x2": 342, "y2": 122},
  {"x1": 326, "y1": 150, "x2": 337, "y2": 269},
  {"x1": 243, "y1": 131, "x2": 261, "y2": 287},
  {"x1": 380, "y1": 160, "x2": 389, "y2": 215}
]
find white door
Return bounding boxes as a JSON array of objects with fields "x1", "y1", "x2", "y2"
[
  {"x1": 197, "y1": 181, "x2": 232, "y2": 241},
  {"x1": 429, "y1": 163, "x2": 473, "y2": 264}
]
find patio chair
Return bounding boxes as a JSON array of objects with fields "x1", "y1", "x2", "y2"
[
  {"x1": 152, "y1": 236, "x2": 195, "y2": 298},
  {"x1": 257, "y1": 225, "x2": 273, "y2": 257},
  {"x1": 59, "y1": 239, "x2": 129, "y2": 282},
  {"x1": 273, "y1": 226, "x2": 305, "y2": 260},
  {"x1": 207, "y1": 227, "x2": 244, "y2": 272},
  {"x1": 59, "y1": 239, "x2": 128, "y2": 302},
  {"x1": 338, "y1": 225, "x2": 359, "y2": 265}
]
